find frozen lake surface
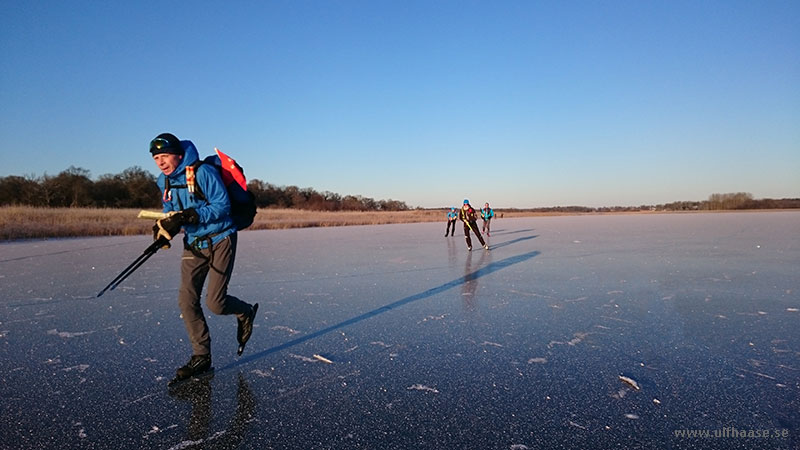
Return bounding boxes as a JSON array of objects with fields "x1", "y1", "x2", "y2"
[{"x1": 1, "y1": 212, "x2": 798, "y2": 449}]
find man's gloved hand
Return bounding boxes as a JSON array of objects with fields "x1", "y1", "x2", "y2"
[
  {"x1": 153, "y1": 208, "x2": 200, "y2": 242},
  {"x1": 152, "y1": 223, "x2": 171, "y2": 249}
]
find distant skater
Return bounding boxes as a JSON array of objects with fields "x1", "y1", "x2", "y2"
[
  {"x1": 445, "y1": 207, "x2": 458, "y2": 236},
  {"x1": 459, "y1": 199, "x2": 488, "y2": 251},
  {"x1": 480, "y1": 202, "x2": 495, "y2": 236}
]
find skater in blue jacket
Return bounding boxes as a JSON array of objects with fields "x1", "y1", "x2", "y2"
[
  {"x1": 445, "y1": 207, "x2": 458, "y2": 237},
  {"x1": 149, "y1": 132, "x2": 258, "y2": 386},
  {"x1": 480, "y1": 202, "x2": 495, "y2": 236}
]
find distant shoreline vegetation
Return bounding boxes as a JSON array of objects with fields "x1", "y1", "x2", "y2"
[
  {"x1": 1, "y1": 166, "x2": 797, "y2": 240},
  {"x1": 0, "y1": 166, "x2": 410, "y2": 212},
  {"x1": 503, "y1": 192, "x2": 800, "y2": 213},
  {"x1": 2, "y1": 205, "x2": 798, "y2": 242}
]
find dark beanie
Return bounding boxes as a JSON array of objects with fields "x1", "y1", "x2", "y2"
[{"x1": 149, "y1": 133, "x2": 184, "y2": 155}]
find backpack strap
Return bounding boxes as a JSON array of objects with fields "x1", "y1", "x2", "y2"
[
  {"x1": 168, "y1": 161, "x2": 208, "y2": 200},
  {"x1": 186, "y1": 160, "x2": 207, "y2": 201}
]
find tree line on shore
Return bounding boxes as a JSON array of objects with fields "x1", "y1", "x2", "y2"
[
  {"x1": 1, "y1": 167, "x2": 796, "y2": 212},
  {"x1": 0, "y1": 166, "x2": 410, "y2": 211},
  {"x1": 502, "y1": 192, "x2": 799, "y2": 213},
  {"x1": 657, "y1": 192, "x2": 799, "y2": 211}
]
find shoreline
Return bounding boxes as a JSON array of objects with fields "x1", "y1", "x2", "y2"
[{"x1": 1, "y1": 206, "x2": 796, "y2": 241}]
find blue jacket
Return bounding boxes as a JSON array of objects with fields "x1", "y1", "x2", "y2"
[
  {"x1": 481, "y1": 208, "x2": 494, "y2": 220},
  {"x1": 157, "y1": 140, "x2": 235, "y2": 249}
]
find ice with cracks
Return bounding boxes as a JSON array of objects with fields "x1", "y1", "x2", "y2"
[{"x1": 1, "y1": 212, "x2": 798, "y2": 449}]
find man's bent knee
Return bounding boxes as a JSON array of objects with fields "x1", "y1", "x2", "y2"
[{"x1": 206, "y1": 296, "x2": 226, "y2": 315}]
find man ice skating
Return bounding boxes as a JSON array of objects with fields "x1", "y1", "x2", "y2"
[
  {"x1": 480, "y1": 202, "x2": 495, "y2": 236},
  {"x1": 458, "y1": 199, "x2": 488, "y2": 251},
  {"x1": 445, "y1": 207, "x2": 458, "y2": 237},
  {"x1": 149, "y1": 132, "x2": 258, "y2": 386}
]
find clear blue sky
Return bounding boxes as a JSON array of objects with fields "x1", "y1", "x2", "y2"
[{"x1": 1, "y1": 1, "x2": 798, "y2": 208}]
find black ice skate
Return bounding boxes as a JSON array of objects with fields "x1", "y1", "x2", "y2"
[
  {"x1": 168, "y1": 354, "x2": 212, "y2": 387},
  {"x1": 237, "y1": 303, "x2": 259, "y2": 356}
]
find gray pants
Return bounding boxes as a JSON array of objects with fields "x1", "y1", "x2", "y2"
[{"x1": 178, "y1": 233, "x2": 252, "y2": 356}]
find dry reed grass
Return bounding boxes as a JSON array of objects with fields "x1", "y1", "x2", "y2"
[
  {"x1": 1, "y1": 206, "x2": 151, "y2": 240},
  {"x1": 1, "y1": 206, "x2": 544, "y2": 240},
  {"x1": 0, "y1": 205, "x2": 733, "y2": 241},
  {"x1": 0, "y1": 206, "x2": 592, "y2": 240},
  {"x1": 253, "y1": 208, "x2": 444, "y2": 229}
]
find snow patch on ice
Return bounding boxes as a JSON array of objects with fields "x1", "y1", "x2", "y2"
[
  {"x1": 251, "y1": 369, "x2": 273, "y2": 378},
  {"x1": 129, "y1": 393, "x2": 157, "y2": 405},
  {"x1": 548, "y1": 332, "x2": 589, "y2": 348},
  {"x1": 167, "y1": 430, "x2": 227, "y2": 450},
  {"x1": 568, "y1": 420, "x2": 587, "y2": 430},
  {"x1": 47, "y1": 329, "x2": 95, "y2": 338},
  {"x1": 528, "y1": 357, "x2": 547, "y2": 364},
  {"x1": 508, "y1": 289, "x2": 554, "y2": 299},
  {"x1": 271, "y1": 325, "x2": 300, "y2": 335},
  {"x1": 407, "y1": 384, "x2": 439, "y2": 394},
  {"x1": 288, "y1": 353, "x2": 317, "y2": 363},
  {"x1": 143, "y1": 424, "x2": 177, "y2": 438},
  {"x1": 419, "y1": 314, "x2": 447, "y2": 323}
]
